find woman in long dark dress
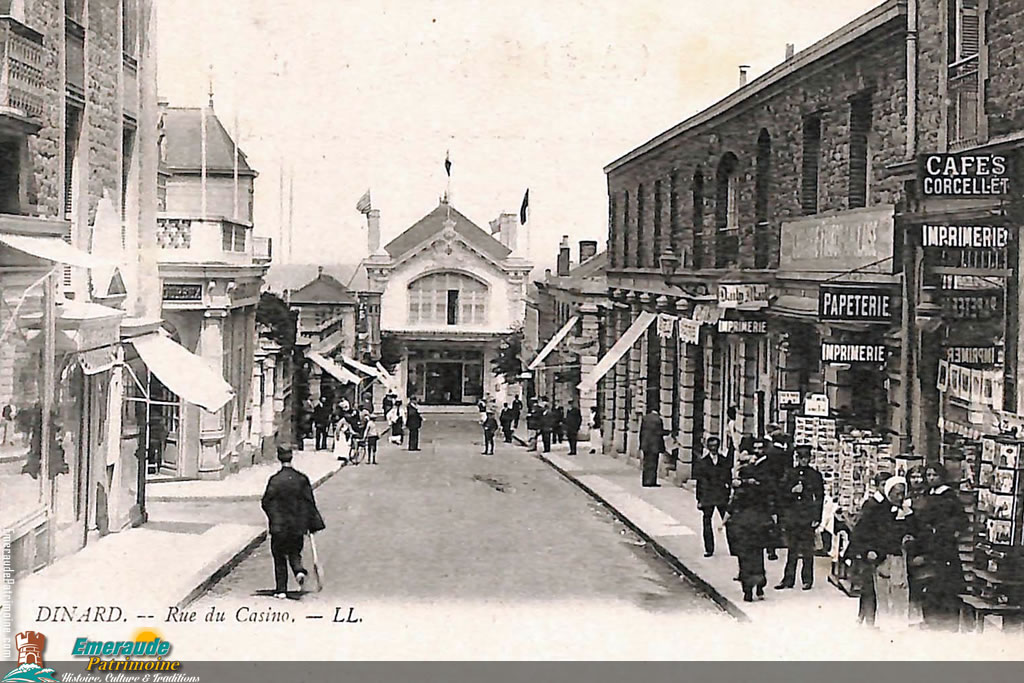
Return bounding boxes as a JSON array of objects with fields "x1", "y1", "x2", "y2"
[
  {"x1": 725, "y1": 446, "x2": 772, "y2": 602},
  {"x1": 905, "y1": 465, "x2": 928, "y2": 626},
  {"x1": 915, "y1": 463, "x2": 968, "y2": 631}
]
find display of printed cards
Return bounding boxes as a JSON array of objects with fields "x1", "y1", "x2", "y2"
[
  {"x1": 982, "y1": 438, "x2": 997, "y2": 464},
  {"x1": 991, "y1": 470, "x2": 1016, "y2": 494},
  {"x1": 997, "y1": 443, "x2": 1020, "y2": 469},
  {"x1": 987, "y1": 518, "x2": 1014, "y2": 545}
]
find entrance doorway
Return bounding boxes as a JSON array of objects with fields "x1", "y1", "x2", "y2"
[
  {"x1": 406, "y1": 347, "x2": 485, "y2": 405},
  {"x1": 425, "y1": 362, "x2": 463, "y2": 404}
]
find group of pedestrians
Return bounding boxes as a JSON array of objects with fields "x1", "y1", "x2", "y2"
[
  {"x1": 692, "y1": 425, "x2": 823, "y2": 602},
  {"x1": 527, "y1": 397, "x2": 599, "y2": 456}
]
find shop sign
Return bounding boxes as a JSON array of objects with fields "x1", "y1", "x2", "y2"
[
  {"x1": 717, "y1": 283, "x2": 769, "y2": 309},
  {"x1": 778, "y1": 390, "x2": 801, "y2": 408},
  {"x1": 162, "y1": 283, "x2": 202, "y2": 302},
  {"x1": 821, "y1": 343, "x2": 887, "y2": 364},
  {"x1": 678, "y1": 318, "x2": 701, "y2": 345},
  {"x1": 818, "y1": 285, "x2": 893, "y2": 322},
  {"x1": 779, "y1": 206, "x2": 895, "y2": 274},
  {"x1": 692, "y1": 303, "x2": 722, "y2": 324},
  {"x1": 945, "y1": 346, "x2": 1002, "y2": 367},
  {"x1": 941, "y1": 290, "x2": 1003, "y2": 320},
  {"x1": 919, "y1": 153, "x2": 1012, "y2": 197},
  {"x1": 656, "y1": 313, "x2": 676, "y2": 339},
  {"x1": 804, "y1": 393, "x2": 830, "y2": 417},
  {"x1": 921, "y1": 224, "x2": 1011, "y2": 249},
  {"x1": 717, "y1": 319, "x2": 767, "y2": 334}
]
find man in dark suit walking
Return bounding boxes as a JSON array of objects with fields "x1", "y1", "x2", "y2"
[
  {"x1": 539, "y1": 399, "x2": 556, "y2": 453},
  {"x1": 775, "y1": 444, "x2": 825, "y2": 590},
  {"x1": 406, "y1": 400, "x2": 423, "y2": 451},
  {"x1": 694, "y1": 435, "x2": 732, "y2": 557},
  {"x1": 312, "y1": 398, "x2": 331, "y2": 451},
  {"x1": 564, "y1": 401, "x2": 583, "y2": 455},
  {"x1": 261, "y1": 447, "x2": 326, "y2": 598},
  {"x1": 639, "y1": 407, "x2": 666, "y2": 487}
]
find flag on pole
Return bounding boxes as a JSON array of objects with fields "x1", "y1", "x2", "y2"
[
  {"x1": 355, "y1": 189, "x2": 372, "y2": 214},
  {"x1": 519, "y1": 189, "x2": 529, "y2": 225},
  {"x1": 444, "y1": 150, "x2": 452, "y2": 177}
]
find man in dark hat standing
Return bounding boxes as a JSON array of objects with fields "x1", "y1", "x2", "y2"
[
  {"x1": 761, "y1": 422, "x2": 793, "y2": 560},
  {"x1": 261, "y1": 447, "x2": 326, "y2": 598},
  {"x1": 639, "y1": 406, "x2": 666, "y2": 487},
  {"x1": 775, "y1": 444, "x2": 824, "y2": 590}
]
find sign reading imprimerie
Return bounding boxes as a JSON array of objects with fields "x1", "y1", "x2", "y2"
[
  {"x1": 921, "y1": 224, "x2": 1011, "y2": 249},
  {"x1": 821, "y1": 343, "x2": 887, "y2": 363},
  {"x1": 920, "y1": 153, "x2": 1011, "y2": 197},
  {"x1": 818, "y1": 286, "x2": 892, "y2": 322}
]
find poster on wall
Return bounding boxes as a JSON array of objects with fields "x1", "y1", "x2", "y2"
[
  {"x1": 937, "y1": 359, "x2": 949, "y2": 393},
  {"x1": 678, "y1": 318, "x2": 701, "y2": 345},
  {"x1": 804, "y1": 393, "x2": 829, "y2": 417}
]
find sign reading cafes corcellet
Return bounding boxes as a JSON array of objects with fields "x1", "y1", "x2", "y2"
[
  {"x1": 919, "y1": 153, "x2": 1012, "y2": 197},
  {"x1": 818, "y1": 285, "x2": 892, "y2": 322}
]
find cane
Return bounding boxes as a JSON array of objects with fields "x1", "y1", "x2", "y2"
[{"x1": 308, "y1": 532, "x2": 324, "y2": 592}]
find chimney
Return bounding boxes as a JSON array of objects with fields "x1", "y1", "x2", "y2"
[
  {"x1": 579, "y1": 240, "x2": 598, "y2": 263},
  {"x1": 785, "y1": 44, "x2": 795, "y2": 60},
  {"x1": 557, "y1": 235, "x2": 570, "y2": 276},
  {"x1": 367, "y1": 209, "x2": 381, "y2": 253},
  {"x1": 739, "y1": 65, "x2": 750, "y2": 87}
]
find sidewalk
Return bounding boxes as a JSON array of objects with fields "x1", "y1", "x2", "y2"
[
  {"x1": 13, "y1": 450, "x2": 343, "y2": 625},
  {"x1": 534, "y1": 442, "x2": 855, "y2": 622}
]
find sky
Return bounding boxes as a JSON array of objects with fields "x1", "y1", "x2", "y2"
[{"x1": 155, "y1": 0, "x2": 882, "y2": 272}]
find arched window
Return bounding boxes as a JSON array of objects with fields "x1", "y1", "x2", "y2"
[
  {"x1": 755, "y1": 129, "x2": 772, "y2": 268},
  {"x1": 408, "y1": 272, "x2": 488, "y2": 326},
  {"x1": 715, "y1": 153, "x2": 740, "y2": 267}
]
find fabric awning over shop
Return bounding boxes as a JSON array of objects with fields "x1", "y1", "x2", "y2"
[
  {"x1": 131, "y1": 333, "x2": 235, "y2": 412},
  {"x1": 578, "y1": 311, "x2": 657, "y2": 392},
  {"x1": 528, "y1": 315, "x2": 579, "y2": 371},
  {"x1": 0, "y1": 233, "x2": 112, "y2": 269},
  {"x1": 306, "y1": 350, "x2": 362, "y2": 385},
  {"x1": 340, "y1": 353, "x2": 381, "y2": 380}
]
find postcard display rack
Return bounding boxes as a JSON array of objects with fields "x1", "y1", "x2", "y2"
[
  {"x1": 971, "y1": 436, "x2": 1024, "y2": 607},
  {"x1": 793, "y1": 417, "x2": 899, "y2": 594}
]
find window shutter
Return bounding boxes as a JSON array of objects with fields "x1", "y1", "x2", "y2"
[
  {"x1": 801, "y1": 116, "x2": 822, "y2": 215},
  {"x1": 960, "y1": 0, "x2": 980, "y2": 59},
  {"x1": 848, "y1": 95, "x2": 872, "y2": 209}
]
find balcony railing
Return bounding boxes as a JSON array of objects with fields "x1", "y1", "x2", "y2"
[
  {"x1": 156, "y1": 215, "x2": 261, "y2": 265},
  {"x1": 947, "y1": 54, "x2": 980, "y2": 150},
  {"x1": 0, "y1": 16, "x2": 44, "y2": 134}
]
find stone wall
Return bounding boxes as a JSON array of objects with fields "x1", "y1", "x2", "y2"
[
  {"x1": 24, "y1": 0, "x2": 62, "y2": 217},
  {"x1": 607, "y1": 21, "x2": 908, "y2": 271},
  {"x1": 983, "y1": 0, "x2": 1024, "y2": 138}
]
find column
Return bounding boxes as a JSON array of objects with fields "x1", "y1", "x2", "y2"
[
  {"x1": 740, "y1": 338, "x2": 760, "y2": 439},
  {"x1": 262, "y1": 350, "x2": 278, "y2": 462},
  {"x1": 705, "y1": 332, "x2": 723, "y2": 443},
  {"x1": 601, "y1": 300, "x2": 617, "y2": 457},
  {"x1": 198, "y1": 309, "x2": 228, "y2": 479},
  {"x1": 578, "y1": 303, "x2": 600, "y2": 429},
  {"x1": 675, "y1": 300, "x2": 697, "y2": 483},
  {"x1": 626, "y1": 293, "x2": 645, "y2": 461},
  {"x1": 613, "y1": 294, "x2": 629, "y2": 456},
  {"x1": 656, "y1": 296, "x2": 675, "y2": 477}
]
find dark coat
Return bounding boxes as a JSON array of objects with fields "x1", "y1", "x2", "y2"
[
  {"x1": 313, "y1": 401, "x2": 332, "y2": 425},
  {"x1": 779, "y1": 465, "x2": 825, "y2": 531},
  {"x1": 511, "y1": 399, "x2": 523, "y2": 417},
  {"x1": 848, "y1": 496, "x2": 913, "y2": 563},
  {"x1": 261, "y1": 467, "x2": 326, "y2": 537},
  {"x1": 565, "y1": 407, "x2": 583, "y2": 432},
  {"x1": 406, "y1": 406, "x2": 423, "y2": 430},
  {"x1": 540, "y1": 408, "x2": 558, "y2": 432},
  {"x1": 693, "y1": 450, "x2": 733, "y2": 509},
  {"x1": 499, "y1": 409, "x2": 513, "y2": 427},
  {"x1": 639, "y1": 413, "x2": 665, "y2": 454},
  {"x1": 726, "y1": 463, "x2": 773, "y2": 556},
  {"x1": 483, "y1": 416, "x2": 498, "y2": 433},
  {"x1": 911, "y1": 485, "x2": 967, "y2": 594}
]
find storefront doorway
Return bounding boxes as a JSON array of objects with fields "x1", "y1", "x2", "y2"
[{"x1": 406, "y1": 348, "x2": 484, "y2": 405}]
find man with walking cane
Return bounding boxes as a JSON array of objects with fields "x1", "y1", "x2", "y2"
[{"x1": 261, "y1": 446, "x2": 326, "y2": 598}]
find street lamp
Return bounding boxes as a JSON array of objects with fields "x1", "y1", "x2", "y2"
[{"x1": 659, "y1": 251, "x2": 680, "y2": 282}]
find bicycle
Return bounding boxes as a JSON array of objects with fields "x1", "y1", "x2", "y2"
[{"x1": 348, "y1": 436, "x2": 367, "y2": 465}]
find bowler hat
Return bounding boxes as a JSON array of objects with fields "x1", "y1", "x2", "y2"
[{"x1": 277, "y1": 447, "x2": 294, "y2": 463}]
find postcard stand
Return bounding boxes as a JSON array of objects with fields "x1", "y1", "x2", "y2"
[{"x1": 972, "y1": 436, "x2": 1024, "y2": 607}]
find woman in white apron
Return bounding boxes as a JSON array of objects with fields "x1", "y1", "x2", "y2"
[
  {"x1": 588, "y1": 406, "x2": 602, "y2": 454},
  {"x1": 333, "y1": 417, "x2": 351, "y2": 462}
]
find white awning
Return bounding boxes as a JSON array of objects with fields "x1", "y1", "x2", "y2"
[
  {"x1": 0, "y1": 233, "x2": 112, "y2": 269},
  {"x1": 528, "y1": 315, "x2": 579, "y2": 370},
  {"x1": 131, "y1": 333, "x2": 235, "y2": 412},
  {"x1": 578, "y1": 311, "x2": 657, "y2": 392},
  {"x1": 307, "y1": 350, "x2": 362, "y2": 385},
  {"x1": 340, "y1": 353, "x2": 381, "y2": 380}
]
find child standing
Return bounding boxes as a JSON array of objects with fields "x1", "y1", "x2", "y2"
[{"x1": 482, "y1": 411, "x2": 498, "y2": 455}]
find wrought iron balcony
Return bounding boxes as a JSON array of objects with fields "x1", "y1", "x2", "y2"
[
  {"x1": 947, "y1": 54, "x2": 980, "y2": 150},
  {"x1": 0, "y1": 14, "x2": 44, "y2": 136}
]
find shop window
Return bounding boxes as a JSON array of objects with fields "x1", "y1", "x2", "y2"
[
  {"x1": 848, "y1": 93, "x2": 873, "y2": 209},
  {"x1": 692, "y1": 170, "x2": 705, "y2": 269},
  {"x1": 714, "y1": 153, "x2": 739, "y2": 268},
  {"x1": 801, "y1": 115, "x2": 822, "y2": 215},
  {"x1": 947, "y1": 0, "x2": 982, "y2": 148},
  {"x1": 754, "y1": 129, "x2": 771, "y2": 268}
]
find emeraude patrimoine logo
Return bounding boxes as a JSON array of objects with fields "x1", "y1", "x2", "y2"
[{"x1": 3, "y1": 631, "x2": 59, "y2": 683}]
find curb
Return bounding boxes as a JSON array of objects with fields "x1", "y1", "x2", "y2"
[
  {"x1": 176, "y1": 529, "x2": 268, "y2": 609},
  {"x1": 148, "y1": 462, "x2": 345, "y2": 503},
  {"x1": 537, "y1": 451, "x2": 749, "y2": 622}
]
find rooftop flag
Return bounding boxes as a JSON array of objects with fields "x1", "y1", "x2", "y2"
[
  {"x1": 356, "y1": 189, "x2": 372, "y2": 214},
  {"x1": 444, "y1": 150, "x2": 452, "y2": 177},
  {"x1": 520, "y1": 188, "x2": 529, "y2": 225}
]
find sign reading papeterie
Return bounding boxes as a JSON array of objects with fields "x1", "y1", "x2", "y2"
[
  {"x1": 818, "y1": 285, "x2": 893, "y2": 322},
  {"x1": 919, "y1": 153, "x2": 1012, "y2": 197},
  {"x1": 821, "y1": 343, "x2": 887, "y2": 364}
]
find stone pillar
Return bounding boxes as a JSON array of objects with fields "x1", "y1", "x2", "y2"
[
  {"x1": 675, "y1": 300, "x2": 697, "y2": 483},
  {"x1": 626, "y1": 293, "x2": 645, "y2": 460},
  {"x1": 656, "y1": 296, "x2": 675, "y2": 477},
  {"x1": 578, "y1": 303, "x2": 600, "y2": 434},
  {"x1": 741, "y1": 338, "x2": 760, "y2": 440},
  {"x1": 198, "y1": 309, "x2": 228, "y2": 479},
  {"x1": 601, "y1": 300, "x2": 618, "y2": 457},
  {"x1": 613, "y1": 296, "x2": 629, "y2": 456},
  {"x1": 262, "y1": 351, "x2": 278, "y2": 461},
  {"x1": 705, "y1": 332, "x2": 723, "y2": 444}
]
